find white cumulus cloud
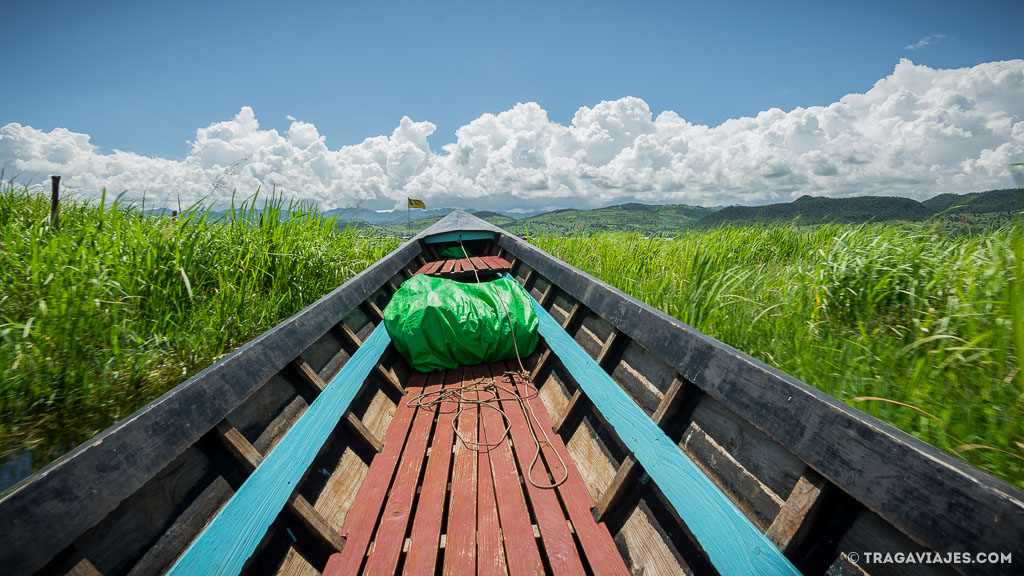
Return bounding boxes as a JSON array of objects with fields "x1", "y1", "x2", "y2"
[
  {"x1": 1, "y1": 59, "x2": 1022, "y2": 211},
  {"x1": 904, "y1": 34, "x2": 947, "y2": 51}
]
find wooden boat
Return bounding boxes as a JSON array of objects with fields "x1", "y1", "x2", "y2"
[{"x1": 1, "y1": 210, "x2": 1021, "y2": 576}]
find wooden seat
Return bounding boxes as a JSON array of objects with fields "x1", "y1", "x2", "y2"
[
  {"x1": 414, "y1": 256, "x2": 513, "y2": 279},
  {"x1": 323, "y1": 363, "x2": 628, "y2": 575}
]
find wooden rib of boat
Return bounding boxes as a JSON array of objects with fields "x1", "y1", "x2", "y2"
[{"x1": 1, "y1": 210, "x2": 1021, "y2": 576}]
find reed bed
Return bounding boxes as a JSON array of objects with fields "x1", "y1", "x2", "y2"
[
  {"x1": 533, "y1": 224, "x2": 1024, "y2": 488},
  {"x1": 0, "y1": 181, "x2": 397, "y2": 483}
]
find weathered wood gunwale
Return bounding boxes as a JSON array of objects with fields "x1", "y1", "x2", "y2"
[{"x1": 1, "y1": 208, "x2": 1021, "y2": 576}]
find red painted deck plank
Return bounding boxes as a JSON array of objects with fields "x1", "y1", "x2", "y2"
[
  {"x1": 363, "y1": 374, "x2": 443, "y2": 574},
  {"x1": 323, "y1": 375, "x2": 427, "y2": 576},
  {"x1": 415, "y1": 262, "x2": 431, "y2": 275},
  {"x1": 481, "y1": 256, "x2": 512, "y2": 271},
  {"x1": 492, "y1": 367, "x2": 585, "y2": 575},
  {"x1": 425, "y1": 261, "x2": 445, "y2": 275},
  {"x1": 443, "y1": 368, "x2": 481, "y2": 576},
  {"x1": 475, "y1": 368, "x2": 508, "y2": 576},
  {"x1": 470, "y1": 256, "x2": 488, "y2": 271},
  {"x1": 481, "y1": 365, "x2": 545, "y2": 576},
  {"x1": 406, "y1": 371, "x2": 460, "y2": 574},
  {"x1": 508, "y1": 370, "x2": 629, "y2": 576},
  {"x1": 441, "y1": 260, "x2": 457, "y2": 275}
]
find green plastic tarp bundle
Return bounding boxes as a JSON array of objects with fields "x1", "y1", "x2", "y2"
[
  {"x1": 382, "y1": 274, "x2": 539, "y2": 372},
  {"x1": 435, "y1": 245, "x2": 468, "y2": 259}
]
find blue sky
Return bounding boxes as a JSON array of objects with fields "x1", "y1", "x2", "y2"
[
  {"x1": 2, "y1": 0, "x2": 1023, "y2": 210},
  {"x1": 4, "y1": 0, "x2": 1020, "y2": 157}
]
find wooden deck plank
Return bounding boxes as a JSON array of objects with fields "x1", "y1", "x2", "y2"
[
  {"x1": 507, "y1": 371, "x2": 629, "y2": 576},
  {"x1": 470, "y1": 256, "x2": 488, "y2": 271},
  {"x1": 482, "y1": 256, "x2": 511, "y2": 271},
  {"x1": 424, "y1": 261, "x2": 445, "y2": 275},
  {"x1": 362, "y1": 374, "x2": 443, "y2": 574},
  {"x1": 444, "y1": 367, "x2": 482, "y2": 576},
  {"x1": 480, "y1": 365, "x2": 545, "y2": 575},
  {"x1": 167, "y1": 326, "x2": 393, "y2": 576},
  {"x1": 492, "y1": 368, "x2": 585, "y2": 576},
  {"x1": 528, "y1": 295, "x2": 800, "y2": 576},
  {"x1": 405, "y1": 371, "x2": 460, "y2": 573},
  {"x1": 473, "y1": 369, "x2": 508, "y2": 576},
  {"x1": 442, "y1": 260, "x2": 457, "y2": 275},
  {"x1": 322, "y1": 374, "x2": 427, "y2": 576}
]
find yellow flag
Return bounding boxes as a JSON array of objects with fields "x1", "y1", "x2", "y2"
[{"x1": 407, "y1": 198, "x2": 426, "y2": 209}]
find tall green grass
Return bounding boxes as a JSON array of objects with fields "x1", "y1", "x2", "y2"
[
  {"x1": 0, "y1": 180, "x2": 398, "y2": 479},
  {"x1": 533, "y1": 224, "x2": 1024, "y2": 487}
]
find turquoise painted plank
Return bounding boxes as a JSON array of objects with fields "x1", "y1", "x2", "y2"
[
  {"x1": 167, "y1": 326, "x2": 392, "y2": 576},
  {"x1": 526, "y1": 291, "x2": 801, "y2": 576},
  {"x1": 423, "y1": 230, "x2": 496, "y2": 244}
]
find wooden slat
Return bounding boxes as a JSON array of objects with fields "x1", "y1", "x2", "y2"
[
  {"x1": 363, "y1": 300, "x2": 385, "y2": 322},
  {"x1": 323, "y1": 375, "x2": 427, "y2": 576},
  {"x1": 444, "y1": 369, "x2": 482, "y2": 576},
  {"x1": 529, "y1": 349, "x2": 552, "y2": 382},
  {"x1": 484, "y1": 256, "x2": 513, "y2": 271},
  {"x1": 681, "y1": 422, "x2": 785, "y2": 530},
  {"x1": 423, "y1": 261, "x2": 444, "y2": 276},
  {"x1": 522, "y1": 267, "x2": 536, "y2": 288},
  {"x1": 507, "y1": 370, "x2": 629, "y2": 575},
  {"x1": 595, "y1": 377, "x2": 687, "y2": 523},
  {"x1": 414, "y1": 262, "x2": 431, "y2": 275},
  {"x1": 67, "y1": 558, "x2": 103, "y2": 576},
  {"x1": 493, "y1": 366, "x2": 585, "y2": 575},
  {"x1": 476, "y1": 411, "x2": 508, "y2": 576},
  {"x1": 561, "y1": 302, "x2": 584, "y2": 332},
  {"x1": 469, "y1": 256, "x2": 488, "y2": 271},
  {"x1": 289, "y1": 494, "x2": 346, "y2": 555},
  {"x1": 441, "y1": 260, "x2": 457, "y2": 275},
  {"x1": 336, "y1": 323, "x2": 406, "y2": 397},
  {"x1": 553, "y1": 389, "x2": 585, "y2": 436},
  {"x1": 216, "y1": 422, "x2": 264, "y2": 474},
  {"x1": 766, "y1": 470, "x2": 828, "y2": 554},
  {"x1": 291, "y1": 359, "x2": 383, "y2": 453},
  {"x1": 529, "y1": 297, "x2": 800, "y2": 576},
  {"x1": 362, "y1": 374, "x2": 442, "y2": 574},
  {"x1": 596, "y1": 329, "x2": 622, "y2": 369},
  {"x1": 527, "y1": 301, "x2": 586, "y2": 386},
  {"x1": 479, "y1": 368, "x2": 544, "y2": 575},
  {"x1": 405, "y1": 371, "x2": 460, "y2": 572},
  {"x1": 539, "y1": 282, "x2": 558, "y2": 308}
]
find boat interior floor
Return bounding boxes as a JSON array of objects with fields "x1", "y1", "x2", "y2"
[{"x1": 323, "y1": 361, "x2": 629, "y2": 575}]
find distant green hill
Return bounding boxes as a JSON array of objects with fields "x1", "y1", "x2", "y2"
[
  {"x1": 700, "y1": 195, "x2": 936, "y2": 228},
  {"x1": 340, "y1": 189, "x2": 1021, "y2": 237},
  {"x1": 923, "y1": 189, "x2": 1024, "y2": 215},
  {"x1": 508, "y1": 203, "x2": 712, "y2": 236}
]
